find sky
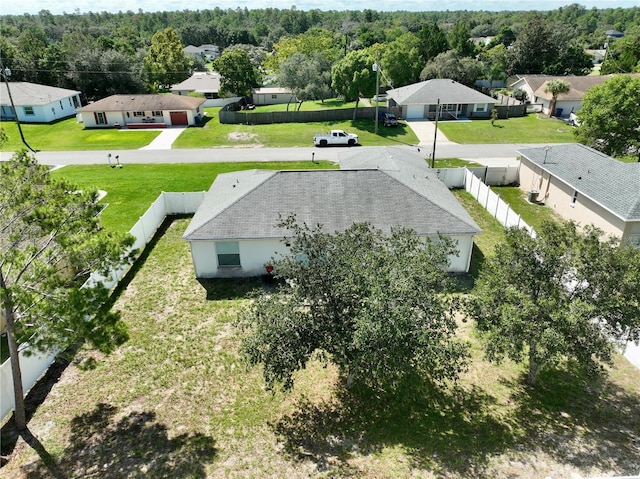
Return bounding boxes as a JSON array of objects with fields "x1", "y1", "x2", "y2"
[{"x1": 1, "y1": 0, "x2": 639, "y2": 16}]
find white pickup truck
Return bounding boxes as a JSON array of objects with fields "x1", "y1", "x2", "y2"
[{"x1": 313, "y1": 130, "x2": 359, "y2": 147}]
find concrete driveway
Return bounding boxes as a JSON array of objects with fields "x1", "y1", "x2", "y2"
[
  {"x1": 404, "y1": 119, "x2": 456, "y2": 147},
  {"x1": 138, "y1": 126, "x2": 187, "y2": 150}
]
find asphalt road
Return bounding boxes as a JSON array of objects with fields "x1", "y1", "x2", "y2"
[{"x1": 0, "y1": 143, "x2": 558, "y2": 166}]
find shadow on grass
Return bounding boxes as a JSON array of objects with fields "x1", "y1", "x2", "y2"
[
  {"x1": 273, "y1": 376, "x2": 516, "y2": 476},
  {"x1": 504, "y1": 365, "x2": 640, "y2": 473},
  {"x1": 197, "y1": 275, "x2": 275, "y2": 300},
  {"x1": 23, "y1": 403, "x2": 216, "y2": 478}
]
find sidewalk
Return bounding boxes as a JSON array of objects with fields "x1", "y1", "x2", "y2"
[{"x1": 138, "y1": 126, "x2": 187, "y2": 150}]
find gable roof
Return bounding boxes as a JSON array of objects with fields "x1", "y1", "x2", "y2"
[
  {"x1": 518, "y1": 144, "x2": 640, "y2": 221},
  {"x1": 171, "y1": 72, "x2": 221, "y2": 92},
  {"x1": 76, "y1": 94, "x2": 206, "y2": 112},
  {"x1": 386, "y1": 79, "x2": 497, "y2": 106},
  {"x1": 183, "y1": 165, "x2": 481, "y2": 242},
  {"x1": 531, "y1": 74, "x2": 640, "y2": 101},
  {"x1": 0, "y1": 81, "x2": 80, "y2": 106}
]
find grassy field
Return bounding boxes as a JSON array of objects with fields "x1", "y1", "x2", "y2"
[
  {"x1": 51, "y1": 161, "x2": 337, "y2": 234},
  {"x1": 2, "y1": 218, "x2": 638, "y2": 478},
  {"x1": 438, "y1": 114, "x2": 576, "y2": 144},
  {"x1": 0, "y1": 118, "x2": 160, "y2": 151},
  {"x1": 245, "y1": 98, "x2": 359, "y2": 112},
  {"x1": 172, "y1": 108, "x2": 420, "y2": 148}
]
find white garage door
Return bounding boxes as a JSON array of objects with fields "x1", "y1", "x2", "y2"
[{"x1": 406, "y1": 104, "x2": 424, "y2": 119}]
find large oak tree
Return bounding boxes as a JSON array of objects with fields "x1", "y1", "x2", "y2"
[{"x1": 236, "y1": 218, "x2": 469, "y2": 392}]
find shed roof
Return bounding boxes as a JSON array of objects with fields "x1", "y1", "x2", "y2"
[
  {"x1": 386, "y1": 79, "x2": 497, "y2": 106},
  {"x1": 183, "y1": 161, "x2": 480, "y2": 241},
  {"x1": 518, "y1": 144, "x2": 640, "y2": 221},
  {"x1": 76, "y1": 94, "x2": 205, "y2": 112},
  {"x1": 0, "y1": 81, "x2": 80, "y2": 106}
]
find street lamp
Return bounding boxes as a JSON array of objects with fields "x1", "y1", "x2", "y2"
[{"x1": 1, "y1": 65, "x2": 36, "y2": 153}]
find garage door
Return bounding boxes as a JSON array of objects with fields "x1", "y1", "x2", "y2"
[
  {"x1": 405, "y1": 105, "x2": 424, "y2": 119},
  {"x1": 170, "y1": 111, "x2": 188, "y2": 125}
]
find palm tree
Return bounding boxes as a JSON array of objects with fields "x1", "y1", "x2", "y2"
[{"x1": 544, "y1": 79, "x2": 571, "y2": 117}]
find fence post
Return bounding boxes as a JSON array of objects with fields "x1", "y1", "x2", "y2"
[
  {"x1": 485, "y1": 186, "x2": 490, "y2": 208},
  {"x1": 495, "y1": 194, "x2": 500, "y2": 217}
]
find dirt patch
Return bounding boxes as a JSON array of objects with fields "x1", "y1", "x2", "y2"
[{"x1": 226, "y1": 132, "x2": 263, "y2": 147}]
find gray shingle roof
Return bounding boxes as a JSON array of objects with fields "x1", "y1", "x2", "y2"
[
  {"x1": 183, "y1": 166, "x2": 481, "y2": 241},
  {"x1": 76, "y1": 94, "x2": 205, "y2": 112},
  {"x1": 518, "y1": 144, "x2": 640, "y2": 221},
  {"x1": 386, "y1": 79, "x2": 497, "y2": 106},
  {"x1": 0, "y1": 82, "x2": 80, "y2": 106}
]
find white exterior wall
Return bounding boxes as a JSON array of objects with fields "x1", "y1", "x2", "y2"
[
  {"x1": 189, "y1": 234, "x2": 474, "y2": 278},
  {"x1": 252, "y1": 92, "x2": 295, "y2": 105},
  {"x1": 78, "y1": 107, "x2": 203, "y2": 127},
  {"x1": 4, "y1": 94, "x2": 81, "y2": 123}
]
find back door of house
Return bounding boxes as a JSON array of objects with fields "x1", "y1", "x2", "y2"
[{"x1": 170, "y1": 111, "x2": 188, "y2": 125}]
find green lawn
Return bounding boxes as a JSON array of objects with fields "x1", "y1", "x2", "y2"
[
  {"x1": 438, "y1": 114, "x2": 576, "y2": 144},
  {"x1": 0, "y1": 118, "x2": 160, "y2": 151},
  {"x1": 492, "y1": 186, "x2": 563, "y2": 232},
  {"x1": 51, "y1": 161, "x2": 337, "y2": 234},
  {"x1": 3, "y1": 217, "x2": 638, "y2": 478},
  {"x1": 173, "y1": 108, "x2": 419, "y2": 148},
  {"x1": 245, "y1": 98, "x2": 359, "y2": 112}
]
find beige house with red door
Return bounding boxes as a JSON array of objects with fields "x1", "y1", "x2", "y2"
[{"x1": 76, "y1": 94, "x2": 206, "y2": 128}]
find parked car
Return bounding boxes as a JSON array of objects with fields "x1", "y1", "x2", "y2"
[
  {"x1": 313, "y1": 130, "x2": 359, "y2": 147},
  {"x1": 379, "y1": 112, "x2": 398, "y2": 127}
]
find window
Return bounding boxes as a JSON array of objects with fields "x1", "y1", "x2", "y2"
[
  {"x1": 69, "y1": 98, "x2": 73, "y2": 107},
  {"x1": 216, "y1": 242, "x2": 240, "y2": 267},
  {"x1": 474, "y1": 103, "x2": 486, "y2": 112},
  {"x1": 571, "y1": 190, "x2": 578, "y2": 207},
  {"x1": 271, "y1": 94, "x2": 277, "y2": 99},
  {"x1": 133, "y1": 111, "x2": 144, "y2": 117},
  {"x1": 73, "y1": 96, "x2": 79, "y2": 108},
  {"x1": 152, "y1": 110, "x2": 162, "y2": 117},
  {"x1": 60, "y1": 101, "x2": 64, "y2": 109},
  {"x1": 94, "y1": 112, "x2": 107, "y2": 125},
  {"x1": 23, "y1": 106, "x2": 34, "y2": 115}
]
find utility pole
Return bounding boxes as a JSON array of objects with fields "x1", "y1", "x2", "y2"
[
  {"x1": 373, "y1": 54, "x2": 380, "y2": 135},
  {"x1": 1, "y1": 64, "x2": 36, "y2": 153},
  {"x1": 431, "y1": 99, "x2": 440, "y2": 168}
]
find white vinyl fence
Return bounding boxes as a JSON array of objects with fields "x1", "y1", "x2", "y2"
[
  {"x1": 436, "y1": 165, "x2": 520, "y2": 188},
  {"x1": 0, "y1": 191, "x2": 205, "y2": 421},
  {"x1": 463, "y1": 168, "x2": 536, "y2": 238}
]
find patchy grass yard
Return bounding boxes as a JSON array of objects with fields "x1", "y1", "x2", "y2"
[
  {"x1": 51, "y1": 161, "x2": 337, "y2": 234},
  {"x1": 2, "y1": 219, "x2": 639, "y2": 478},
  {"x1": 0, "y1": 118, "x2": 160, "y2": 152},
  {"x1": 438, "y1": 114, "x2": 576, "y2": 144},
  {"x1": 174, "y1": 108, "x2": 419, "y2": 148}
]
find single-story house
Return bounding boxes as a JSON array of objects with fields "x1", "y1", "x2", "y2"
[
  {"x1": 183, "y1": 147, "x2": 481, "y2": 277},
  {"x1": 509, "y1": 73, "x2": 640, "y2": 117},
  {"x1": 252, "y1": 87, "x2": 295, "y2": 106},
  {"x1": 171, "y1": 72, "x2": 221, "y2": 100},
  {"x1": 0, "y1": 81, "x2": 81, "y2": 123},
  {"x1": 386, "y1": 79, "x2": 498, "y2": 120},
  {"x1": 76, "y1": 94, "x2": 206, "y2": 128},
  {"x1": 518, "y1": 144, "x2": 640, "y2": 247},
  {"x1": 182, "y1": 44, "x2": 221, "y2": 61}
]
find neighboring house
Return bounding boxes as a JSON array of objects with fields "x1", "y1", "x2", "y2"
[
  {"x1": 76, "y1": 94, "x2": 206, "y2": 128},
  {"x1": 0, "y1": 81, "x2": 81, "y2": 123},
  {"x1": 171, "y1": 72, "x2": 221, "y2": 100},
  {"x1": 386, "y1": 79, "x2": 498, "y2": 120},
  {"x1": 518, "y1": 144, "x2": 640, "y2": 246},
  {"x1": 509, "y1": 73, "x2": 640, "y2": 117},
  {"x1": 252, "y1": 87, "x2": 295, "y2": 105},
  {"x1": 183, "y1": 45, "x2": 205, "y2": 59},
  {"x1": 183, "y1": 147, "x2": 481, "y2": 277},
  {"x1": 182, "y1": 44, "x2": 220, "y2": 61},
  {"x1": 605, "y1": 29, "x2": 624, "y2": 39}
]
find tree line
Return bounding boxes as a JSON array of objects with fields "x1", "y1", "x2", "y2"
[{"x1": 0, "y1": 5, "x2": 639, "y2": 101}]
